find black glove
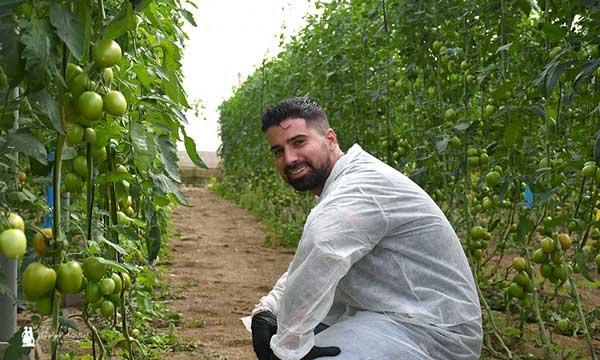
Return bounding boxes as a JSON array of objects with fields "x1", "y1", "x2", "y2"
[
  {"x1": 251, "y1": 310, "x2": 278, "y2": 360},
  {"x1": 269, "y1": 346, "x2": 341, "y2": 360}
]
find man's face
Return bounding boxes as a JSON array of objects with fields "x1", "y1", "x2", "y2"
[{"x1": 266, "y1": 118, "x2": 334, "y2": 194}]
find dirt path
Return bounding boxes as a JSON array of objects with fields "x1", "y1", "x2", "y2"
[{"x1": 161, "y1": 187, "x2": 294, "y2": 359}]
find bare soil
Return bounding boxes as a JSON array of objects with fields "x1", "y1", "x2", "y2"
[{"x1": 160, "y1": 187, "x2": 293, "y2": 360}]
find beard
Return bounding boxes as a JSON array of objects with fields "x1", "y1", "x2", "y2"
[{"x1": 284, "y1": 157, "x2": 331, "y2": 192}]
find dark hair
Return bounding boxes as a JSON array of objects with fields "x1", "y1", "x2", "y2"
[{"x1": 261, "y1": 96, "x2": 329, "y2": 132}]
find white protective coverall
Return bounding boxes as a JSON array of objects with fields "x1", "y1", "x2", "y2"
[{"x1": 252, "y1": 144, "x2": 482, "y2": 360}]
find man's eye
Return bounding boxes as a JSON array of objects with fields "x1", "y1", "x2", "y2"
[
  {"x1": 294, "y1": 139, "x2": 304, "y2": 145},
  {"x1": 273, "y1": 149, "x2": 283, "y2": 157}
]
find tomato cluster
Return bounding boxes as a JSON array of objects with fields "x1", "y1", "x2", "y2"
[
  {"x1": 63, "y1": 39, "x2": 128, "y2": 194},
  {"x1": 82, "y1": 256, "x2": 131, "y2": 318}
]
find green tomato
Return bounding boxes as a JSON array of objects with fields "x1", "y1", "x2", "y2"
[
  {"x1": 470, "y1": 226, "x2": 486, "y2": 239},
  {"x1": 57, "y1": 260, "x2": 83, "y2": 294},
  {"x1": 84, "y1": 127, "x2": 97, "y2": 144},
  {"x1": 507, "y1": 282, "x2": 524, "y2": 299},
  {"x1": 100, "y1": 299, "x2": 115, "y2": 317},
  {"x1": 532, "y1": 248, "x2": 548, "y2": 264},
  {"x1": 35, "y1": 295, "x2": 53, "y2": 316},
  {"x1": 111, "y1": 273, "x2": 123, "y2": 294},
  {"x1": 7, "y1": 213, "x2": 25, "y2": 231},
  {"x1": 540, "y1": 237, "x2": 555, "y2": 253},
  {"x1": 66, "y1": 63, "x2": 83, "y2": 87},
  {"x1": 485, "y1": 171, "x2": 501, "y2": 186},
  {"x1": 511, "y1": 257, "x2": 528, "y2": 272},
  {"x1": 93, "y1": 39, "x2": 122, "y2": 68},
  {"x1": 84, "y1": 282, "x2": 102, "y2": 303},
  {"x1": 581, "y1": 163, "x2": 596, "y2": 177},
  {"x1": 0, "y1": 229, "x2": 26, "y2": 259},
  {"x1": 69, "y1": 72, "x2": 90, "y2": 100},
  {"x1": 556, "y1": 318, "x2": 569, "y2": 332},
  {"x1": 513, "y1": 271, "x2": 530, "y2": 288},
  {"x1": 103, "y1": 90, "x2": 127, "y2": 116},
  {"x1": 117, "y1": 211, "x2": 130, "y2": 226},
  {"x1": 540, "y1": 263, "x2": 554, "y2": 278},
  {"x1": 92, "y1": 147, "x2": 107, "y2": 162},
  {"x1": 99, "y1": 277, "x2": 116, "y2": 295},
  {"x1": 121, "y1": 272, "x2": 131, "y2": 290},
  {"x1": 66, "y1": 123, "x2": 85, "y2": 147},
  {"x1": 467, "y1": 156, "x2": 480, "y2": 167},
  {"x1": 444, "y1": 108, "x2": 456, "y2": 120},
  {"x1": 101, "y1": 67, "x2": 113, "y2": 84},
  {"x1": 77, "y1": 91, "x2": 104, "y2": 121},
  {"x1": 82, "y1": 256, "x2": 107, "y2": 282},
  {"x1": 64, "y1": 173, "x2": 83, "y2": 193},
  {"x1": 73, "y1": 156, "x2": 88, "y2": 178},
  {"x1": 22, "y1": 262, "x2": 56, "y2": 299}
]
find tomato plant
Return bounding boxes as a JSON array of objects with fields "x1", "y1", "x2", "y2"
[{"x1": 0, "y1": 0, "x2": 205, "y2": 358}]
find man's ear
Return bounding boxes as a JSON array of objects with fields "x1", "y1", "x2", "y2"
[{"x1": 325, "y1": 128, "x2": 337, "y2": 149}]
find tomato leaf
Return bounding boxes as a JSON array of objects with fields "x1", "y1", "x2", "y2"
[
  {"x1": 573, "y1": 59, "x2": 600, "y2": 92},
  {"x1": 130, "y1": 122, "x2": 153, "y2": 171},
  {"x1": 132, "y1": 0, "x2": 153, "y2": 12},
  {"x1": 104, "y1": 2, "x2": 135, "y2": 41},
  {"x1": 99, "y1": 238, "x2": 128, "y2": 256},
  {"x1": 76, "y1": 0, "x2": 92, "y2": 63},
  {"x1": 97, "y1": 258, "x2": 135, "y2": 274},
  {"x1": 495, "y1": 42, "x2": 512, "y2": 54},
  {"x1": 0, "y1": 21, "x2": 24, "y2": 87},
  {"x1": 30, "y1": 89, "x2": 62, "y2": 133},
  {"x1": 6, "y1": 132, "x2": 47, "y2": 165},
  {"x1": 17, "y1": 15, "x2": 52, "y2": 91},
  {"x1": 58, "y1": 316, "x2": 79, "y2": 331},
  {"x1": 180, "y1": 9, "x2": 196, "y2": 26},
  {"x1": 545, "y1": 62, "x2": 570, "y2": 97},
  {"x1": 3, "y1": 328, "x2": 33, "y2": 360},
  {"x1": 157, "y1": 135, "x2": 181, "y2": 182},
  {"x1": 150, "y1": 172, "x2": 188, "y2": 205},
  {"x1": 146, "y1": 209, "x2": 162, "y2": 262},
  {"x1": 49, "y1": 3, "x2": 84, "y2": 61},
  {"x1": 183, "y1": 134, "x2": 208, "y2": 169},
  {"x1": 573, "y1": 251, "x2": 594, "y2": 282}
]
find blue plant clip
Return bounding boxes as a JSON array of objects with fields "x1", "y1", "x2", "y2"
[
  {"x1": 524, "y1": 186, "x2": 533, "y2": 209},
  {"x1": 45, "y1": 152, "x2": 55, "y2": 228}
]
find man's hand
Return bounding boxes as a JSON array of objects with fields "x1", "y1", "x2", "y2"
[
  {"x1": 269, "y1": 346, "x2": 341, "y2": 360},
  {"x1": 251, "y1": 310, "x2": 278, "y2": 360}
]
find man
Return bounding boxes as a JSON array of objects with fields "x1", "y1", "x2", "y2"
[{"x1": 251, "y1": 97, "x2": 482, "y2": 360}]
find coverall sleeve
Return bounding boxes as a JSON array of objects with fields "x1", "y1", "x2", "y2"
[
  {"x1": 270, "y1": 190, "x2": 389, "y2": 359},
  {"x1": 252, "y1": 271, "x2": 289, "y2": 316}
]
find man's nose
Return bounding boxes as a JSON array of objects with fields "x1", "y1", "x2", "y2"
[{"x1": 283, "y1": 147, "x2": 299, "y2": 165}]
